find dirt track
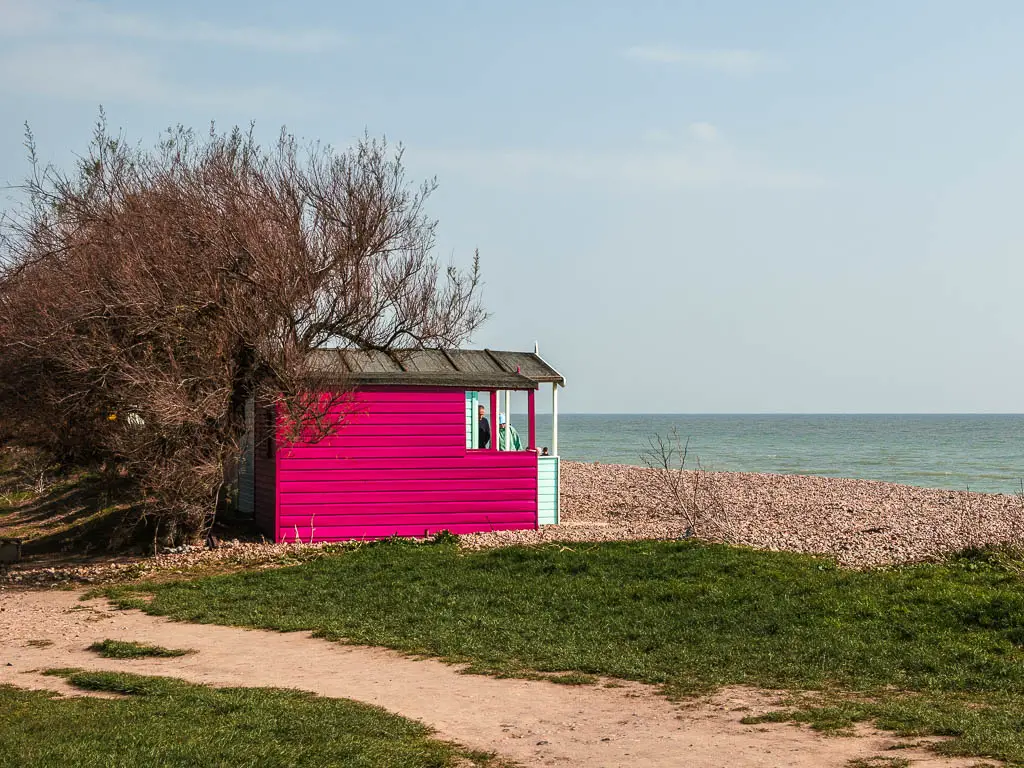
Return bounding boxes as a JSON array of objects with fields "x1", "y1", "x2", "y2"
[{"x1": 1, "y1": 589, "x2": 988, "y2": 768}]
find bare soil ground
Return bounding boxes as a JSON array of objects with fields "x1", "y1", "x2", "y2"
[{"x1": 0, "y1": 589, "x2": 992, "y2": 768}]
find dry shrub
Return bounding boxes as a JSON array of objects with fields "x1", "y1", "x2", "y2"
[
  {"x1": 641, "y1": 428, "x2": 737, "y2": 542},
  {"x1": 0, "y1": 113, "x2": 485, "y2": 545}
]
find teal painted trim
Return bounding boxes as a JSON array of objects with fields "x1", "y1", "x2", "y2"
[
  {"x1": 465, "y1": 391, "x2": 479, "y2": 449},
  {"x1": 538, "y1": 455, "x2": 559, "y2": 525}
]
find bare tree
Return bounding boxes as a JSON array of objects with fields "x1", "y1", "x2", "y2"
[
  {"x1": 640, "y1": 428, "x2": 737, "y2": 542},
  {"x1": 0, "y1": 113, "x2": 486, "y2": 545}
]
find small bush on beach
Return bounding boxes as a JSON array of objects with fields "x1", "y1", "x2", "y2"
[{"x1": 87, "y1": 639, "x2": 193, "y2": 659}]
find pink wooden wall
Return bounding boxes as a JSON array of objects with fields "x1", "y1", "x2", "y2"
[{"x1": 269, "y1": 387, "x2": 538, "y2": 542}]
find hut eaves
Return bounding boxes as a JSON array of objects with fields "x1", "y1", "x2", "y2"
[{"x1": 304, "y1": 348, "x2": 565, "y2": 390}]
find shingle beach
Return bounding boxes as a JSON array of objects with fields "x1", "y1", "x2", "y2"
[{"x1": 463, "y1": 461, "x2": 1024, "y2": 567}]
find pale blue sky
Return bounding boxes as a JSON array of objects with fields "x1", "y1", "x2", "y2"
[{"x1": 2, "y1": 0, "x2": 1023, "y2": 413}]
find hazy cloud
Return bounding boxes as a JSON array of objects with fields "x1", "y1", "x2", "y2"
[
  {"x1": 0, "y1": 0, "x2": 332, "y2": 109},
  {"x1": 0, "y1": 0, "x2": 53, "y2": 35},
  {"x1": 623, "y1": 45, "x2": 781, "y2": 76},
  {"x1": 414, "y1": 144, "x2": 822, "y2": 192},
  {"x1": 88, "y1": 12, "x2": 344, "y2": 53},
  {"x1": 0, "y1": 0, "x2": 343, "y2": 53},
  {"x1": 0, "y1": 43, "x2": 310, "y2": 112},
  {"x1": 414, "y1": 121, "x2": 822, "y2": 191},
  {"x1": 688, "y1": 122, "x2": 721, "y2": 143}
]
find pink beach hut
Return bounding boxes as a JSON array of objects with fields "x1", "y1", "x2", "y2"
[{"x1": 240, "y1": 348, "x2": 565, "y2": 543}]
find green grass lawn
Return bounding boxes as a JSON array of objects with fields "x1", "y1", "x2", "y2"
[
  {"x1": 1, "y1": 669, "x2": 497, "y2": 768},
  {"x1": 106, "y1": 539, "x2": 1024, "y2": 765}
]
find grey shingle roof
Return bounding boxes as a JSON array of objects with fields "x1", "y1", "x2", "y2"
[{"x1": 304, "y1": 348, "x2": 565, "y2": 390}]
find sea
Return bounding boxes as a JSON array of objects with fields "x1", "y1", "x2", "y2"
[{"x1": 527, "y1": 414, "x2": 1024, "y2": 496}]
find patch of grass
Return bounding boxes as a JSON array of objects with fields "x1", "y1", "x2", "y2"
[
  {"x1": 1, "y1": 669, "x2": 497, "y2": 767},
  {"x1": 0, "y1": 489, "x2": 36, "y2": 507},
  {"x1": 106, "y1": 540, "x2": 1024, "y2": 764},
  {"x1": 741, "y1": 691, "x2": 1024, "y2": 763},
  {"x1": 546, "y1": 672, "x2": 597, "y2": 686},
  {"x1": 847, "y1": 758, "x2": 911, "y2": 768},
  {"x1": 87, "y1": 639, "x2": 193, "y2": 659}
]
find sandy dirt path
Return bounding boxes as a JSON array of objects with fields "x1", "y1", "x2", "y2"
[{"x1": 0, "y1": 589, "x2": 988, "y2": 768}]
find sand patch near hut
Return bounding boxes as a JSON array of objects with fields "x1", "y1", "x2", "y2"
[{"x1": 0, "y1": 589, "x2": 987, "y2": 768}]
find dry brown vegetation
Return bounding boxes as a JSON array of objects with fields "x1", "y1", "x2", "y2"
[
  {"x1": 0, "y1": 113, "x2": 484, "y2": 546},
  {"x1": 640, "y1": 428, "x2": 737, "y2": 542}
]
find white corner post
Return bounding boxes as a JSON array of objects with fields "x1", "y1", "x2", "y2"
[
  {"x1": 495, "y1": 390, "x2": 502, "y2": 451},
  {"x1": 551, "y1": 382, "x2": 559, "y2": 456},
  {"x1": 504, "y1": 389, "x2": 512, "y2": 450}
]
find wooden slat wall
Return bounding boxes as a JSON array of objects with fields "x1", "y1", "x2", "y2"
[
  {"x1": 538, "y1": 455, "x2": 559, "y2": 525},
  {"x1": 274, "y1": 387, "x2": 538, "y2": 542}
]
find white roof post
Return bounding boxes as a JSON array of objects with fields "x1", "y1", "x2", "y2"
[
  {"x1": 504, "y1": 389, "x2": 512, "y2": 450},
  {"x1": 551, "y1": 382, "x2": 558, "y2": 456}
]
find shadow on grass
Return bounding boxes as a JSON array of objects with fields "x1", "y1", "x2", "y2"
[{"x1": 0, "y1": 448, "x2": 144, "y2": 559}]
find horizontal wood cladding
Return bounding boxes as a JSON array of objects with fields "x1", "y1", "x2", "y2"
[
  {"x1": 278, "y1": 454, "x2": 537, "y2": 470},
  {"x1": 280, "y1": 522, "x2": 530, "y2": 542},
  {"x1": 279, "y1": 510, "x2": 536, "y2": 527},
  {"x1": 283, "y1": 488, "x2": 536, "y2": 505},
  {"x1": 274, "y1": 387, "x2": 538, "y2": 542},
  {"x1": 280, "y1": 445, "x2": 467, "y2": 460},
  {"x1": 279, "y1": 477, "x2": 537, "y2": 493},
  {"x1": 288, "y1": 434, "x2": 466, "y2": 448},
  {"x1": 279, "y1": 468, "x2": 534, "y2": 483},
  {"x1": 295, "y1": 424, "x2": 458, "y2": 438},
  {"x1": 298, "y1": 413, "x2": 469, "y2": 427}
]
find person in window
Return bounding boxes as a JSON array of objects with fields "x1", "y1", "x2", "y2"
[
  {"x1": 498, "y1": 413, "x2": 522, "y2": 451},
  {"x1": 477, "y1": 404, "x2": 491, "y2": 449}
]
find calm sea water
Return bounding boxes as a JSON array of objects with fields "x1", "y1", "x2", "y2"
[{"x1": 526, "y1": 414, "x2": 1024, "y2": 495}]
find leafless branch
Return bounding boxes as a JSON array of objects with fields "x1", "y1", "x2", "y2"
[{"x1": 640, "y1": 427, "x2": 737, "y2": 542}]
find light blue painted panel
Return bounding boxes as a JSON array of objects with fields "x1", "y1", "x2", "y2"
[
  {"x1": 538, "y1": 455, "x2": 559, "y2": 525},
  {"x1": 465, "y1": 391, "x2": 479, "y2": 449}
]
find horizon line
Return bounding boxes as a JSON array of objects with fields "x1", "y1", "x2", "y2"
[{"x1": 510, "y1": 412, "x2": 1024, "y2": 416}]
